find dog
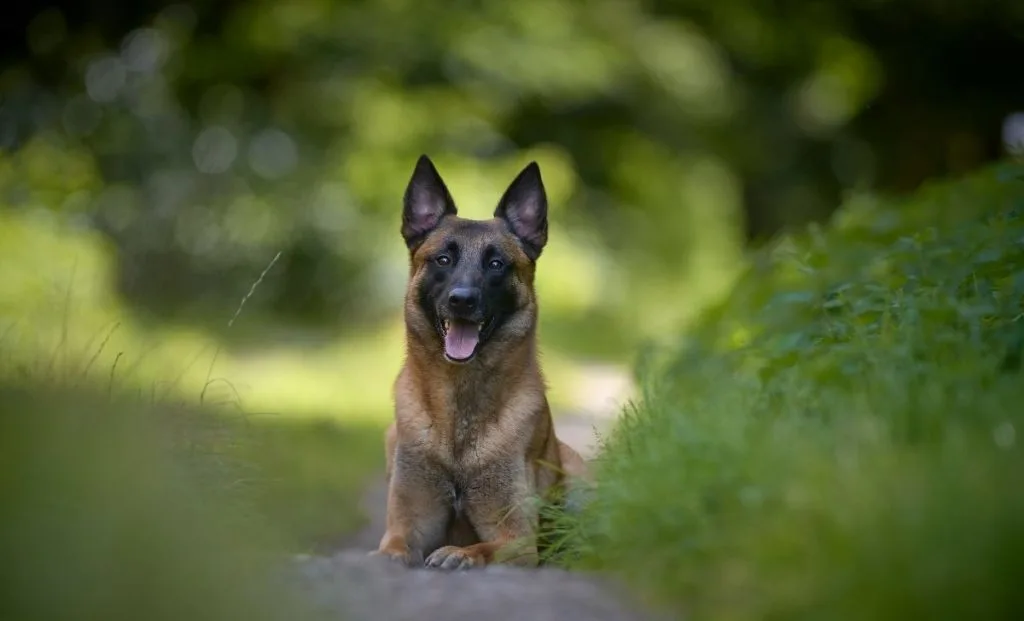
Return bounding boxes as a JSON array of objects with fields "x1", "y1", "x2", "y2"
[{"x1": 370, "y1": 155, "x2": 589, "y2": 570}]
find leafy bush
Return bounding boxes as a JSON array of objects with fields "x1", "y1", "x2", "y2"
[{"x1": 554, "y1": 160, "x2": 1024, "y2": 620}]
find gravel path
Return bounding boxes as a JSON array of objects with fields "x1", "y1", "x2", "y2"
[{"x1": 285, "y1": 366, "x2": 669, "y2": 621}]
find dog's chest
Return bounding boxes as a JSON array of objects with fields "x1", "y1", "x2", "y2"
[
  {"x1": 445, "y1": 477, "x2": 467, "y2": 515},
  {"x1": 451, "y1": 413, "x2": 484, "y2": 457},
  {"x1": 429, "y1": 383, "x2": 508, "y2": 464},
  {"x1": 423, "y1": 413, "x2": 498, "y2": 470}
]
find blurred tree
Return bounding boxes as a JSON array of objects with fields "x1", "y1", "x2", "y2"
[{"x1": 1, "y1": 0, "x2": 1021, "y2": 349}]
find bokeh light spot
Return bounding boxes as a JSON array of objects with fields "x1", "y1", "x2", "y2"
[
  {"x1": 248, "y1": 128, "x2": 298, "y2": 179},
  {"x1": 192, "y1": 126, "x2": 238, "y2": 174},
  {"x1": 1002, "y1": 113, "x2": 1024, "y2": 156},
  {"x1": 121, "y1": 28, "x2": 170, "y2": 75},
  {"x1": 85, "y1": 56, "x2": 127, "y2": 103}
]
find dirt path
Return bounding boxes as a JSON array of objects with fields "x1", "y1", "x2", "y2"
[{"x1": 285, "y1": 367, "x2": 668, "y2": 621}]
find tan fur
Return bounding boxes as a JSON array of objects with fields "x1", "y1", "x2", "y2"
[{"x1": 371, "y1": 214, "x2": 589, "y2": 570}]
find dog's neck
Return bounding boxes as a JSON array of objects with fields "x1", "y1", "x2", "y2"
[{"x1": 404, "y1": 328, "x2": 542, "y2": 423}]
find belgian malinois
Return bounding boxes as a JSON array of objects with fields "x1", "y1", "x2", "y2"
[{"x1": 371, "y1": 155, "x2": 589, "y2": 570}]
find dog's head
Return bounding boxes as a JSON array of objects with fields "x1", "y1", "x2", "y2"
[{"x1": 400, "y1": 155, "x2": 548, "y2": 365}]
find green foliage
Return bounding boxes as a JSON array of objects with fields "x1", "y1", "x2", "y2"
[
  {"x1": 15, "y1": 0, "x2": 1021, "y2": 353},
  {"x1": 549, "y1": 159, "x2": 1024, "y2": 620},
  {"x1": 693, "y1": 159, "x2": 1024, "y2": 356}
]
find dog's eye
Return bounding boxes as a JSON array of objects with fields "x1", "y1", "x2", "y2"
[
  {"x1": 488, "y1": 259, "x2": 504, "y2": 271},
  {"x1": 435, "y1": 255, "x2": 452, "y2": 267}
]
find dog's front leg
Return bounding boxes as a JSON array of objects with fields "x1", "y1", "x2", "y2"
[
  {"x1": 423, "y1": 464, "x2": 537, "y2": 570},
  {"x1": 371, "y1": 449, "x2": 449, "y2": 567}
]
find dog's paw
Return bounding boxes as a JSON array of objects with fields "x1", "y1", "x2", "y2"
[
  {"x1": 368, "y1": 547, "x2": 413, "y2": 567},
  {"x1": 424, "y1": 545, "x2": 485, "y2": 570}
]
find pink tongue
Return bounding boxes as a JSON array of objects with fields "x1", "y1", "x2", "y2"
[{"x1": 444, "y1": 321, "x2": 480, "y2": 360}]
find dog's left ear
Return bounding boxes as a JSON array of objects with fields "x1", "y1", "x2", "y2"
[{"x1": 494, "y1": 162, "x2": 548, "y2": 260}]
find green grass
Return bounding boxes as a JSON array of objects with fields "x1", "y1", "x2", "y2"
[
  {"x1": 0, "y1": 324, "x2": 386, "y2": 560},
  {"x1": 548, "y1": 159, "x2": 1024, "y2": 620},
  {"x1": 0, "y1": 381, "x2": 326, "y2": 621},
  {"x1": 0, "y1": 351, "x2": 385, "y2": 620},
  {"x1": 233, "y1": 415, "x2": 384, "y2": 551}
]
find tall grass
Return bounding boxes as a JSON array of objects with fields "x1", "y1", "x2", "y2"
[
  {"x1": 0, "y1": 239, "x2": 386, "y2": 555},
  {"x1": 0, "y1": 246, "x2": 385, "y2": 620},
  {"x1": 0, "y1": 381, "x2": 323, "y2": 621},
  {"x1": 550, "y1": 160, "x2": 1024, "y2": 620},
  {"x1": 0, "y1": 314, "x2": 382, "y2": 618}
]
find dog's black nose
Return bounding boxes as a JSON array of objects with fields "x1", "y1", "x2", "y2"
[{"x1": 448, "y1": 287, "x2": 480, "y2": 313}]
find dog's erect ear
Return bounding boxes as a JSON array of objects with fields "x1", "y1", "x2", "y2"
[
  {"x1": 494, "y1": 162, "x2": 548, "y2": 260},
  {"x1": 402, "y1": 155, "x2": 457, "y2": 249}
]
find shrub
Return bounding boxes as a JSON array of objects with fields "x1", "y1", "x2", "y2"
[{"x1": 556, "y1": 160, "x2": 1024, "y2": 620}]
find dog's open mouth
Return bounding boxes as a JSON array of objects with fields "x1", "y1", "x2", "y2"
[{"x1": 441, "y1": 318, "x2": 483, "y2": 362}]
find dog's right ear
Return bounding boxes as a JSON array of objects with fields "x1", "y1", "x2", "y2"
[{"x1": 402, "y1": 155, "x2": 457, "y2": 250}]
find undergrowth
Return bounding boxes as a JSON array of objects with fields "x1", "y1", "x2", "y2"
[
  {"x1": 0, "y1": 251, "x2": 385, "y2": 620},
  {"x1": 545, "y1": 159, "x2": 1024, "y2": 620}
]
